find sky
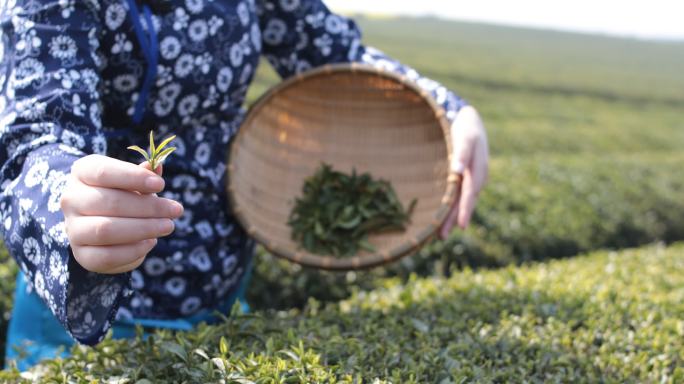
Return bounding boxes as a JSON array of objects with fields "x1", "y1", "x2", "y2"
[{"x1": 325, "y1": 0, "x2": 684, "y2": 41}]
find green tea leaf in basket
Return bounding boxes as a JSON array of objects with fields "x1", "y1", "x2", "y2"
[{"x1": 288, "y1": 163, "x2": 417, "y2": 258}]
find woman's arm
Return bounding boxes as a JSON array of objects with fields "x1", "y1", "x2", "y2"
[
  {"x1": 256, "y1": 0, "x2": 488, "y2": 234},
  {"x1": 0, "y1": 0, "x2": 178, "y2": 345}
]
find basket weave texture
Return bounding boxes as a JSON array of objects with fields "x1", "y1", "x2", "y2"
[{"x1": 227, "y1": 63, "x2": 460, "y2": 270}]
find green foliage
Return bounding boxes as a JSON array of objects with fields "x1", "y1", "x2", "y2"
[
  {"x1": 3, "y1": 244, "x2": 683, "y2": 382},
  {"x1": 289, "y1": 163, "x2": 415, "y2": 257},
  {"x1": 0, "y1": 246, "x2": 16, "y2": 363},
  {"x1": 354, "y1": 17, "x2": 684, "y2": 103},
  {"x1": 442, "y1": 153, "x2": 684, "y2": 266}
]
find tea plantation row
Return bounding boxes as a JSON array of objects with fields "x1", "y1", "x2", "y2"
[
  {"x1": 3, "y1": 243, "x2": 682, "y2": 382},
  {"x1": 0, "y1": 247, "x2": 14, "y2": 364}
]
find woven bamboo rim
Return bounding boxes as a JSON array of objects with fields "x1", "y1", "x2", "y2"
[{"x1": 227, "y1": 63, "x2": 461, "y2": 270}]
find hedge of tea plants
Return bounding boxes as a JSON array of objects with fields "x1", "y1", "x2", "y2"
[
  {"x1": 2, "y1": 243, "x2": 683, "y2": 382},
  {"x1": 0, "y1": 247, "x2": 16, "y2": 361}
]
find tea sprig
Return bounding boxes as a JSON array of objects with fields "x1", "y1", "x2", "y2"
[{"x1": 128, "y1": 131, "x2": 177, "y2": 171}]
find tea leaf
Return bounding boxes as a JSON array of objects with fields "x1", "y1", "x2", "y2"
[
  {"x1": 337, "y1": 215, "x2": 361, "y2": 230},
  {"x1": 219, "y1": 336, "x2": 229, "y2": 356},
  {"x1": 359, "y1": 239, "x2": 376, "y2": 252},
  {"x1": 127, "y1": 145, "x2": 150, "y2": 161},
  {"x1": 155, "y1": 147, "x2": 177, "y2": 165},
  {"x1": 149, "y1": 130, "x2": 156, "y2": 155},
  {"x1": 156, "y1": 134, "x2": 177, "y2": 153},
  {"x1": 160, "y1": 342, "x2": 187, "y2": 362}
]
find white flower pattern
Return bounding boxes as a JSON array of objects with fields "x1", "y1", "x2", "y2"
[
  {"x1": 13, "y1": 58, "x2": 45, "y2": 88},
  {"x1": 105, "y1": 3, "x2": 126, "y2": 30},
  {"x1": 160, "y1": 36, "x2": 181, "y2": 60},
  {"x1": 48, "y1": 35, "x2": 77, "y2": 59},
  {"x1": 174, "y1": 53, "x2": 195, "y2": 77},
  {"x1": 111, "y1": 33, "x2": 133, "y2": 54},
  {"x1": 188, "y1": 19, "x2": 209, "y2": 42}
]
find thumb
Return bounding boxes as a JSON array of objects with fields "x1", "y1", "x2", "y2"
[
  {"x1": 449, "y1": 106, "x2": 481, "y2": 174},
  {"x1": 451, "y1": 126, "x2": 476, "y2": 175}
]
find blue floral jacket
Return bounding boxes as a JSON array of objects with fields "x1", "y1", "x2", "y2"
[{"x1": 0, "y1": 0, "x2": 467, "y2": 345}]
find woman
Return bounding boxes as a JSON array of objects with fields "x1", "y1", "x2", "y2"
[{"x1": 0, "y1": 0, "x2": 489, "y2": 370}]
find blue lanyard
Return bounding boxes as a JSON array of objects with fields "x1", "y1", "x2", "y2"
[{"x1": 125, "y1": 0, "x2": 158, "y2": 125}]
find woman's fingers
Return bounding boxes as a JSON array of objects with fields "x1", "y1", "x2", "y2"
[
  {"x1": 63, "y1": 154, "x2": 174, "y2": 274},
  {"x1": 66, "y1": 216, "x2": 175, "y2": 246},
  {"x1": 71, "y1": 239, "x2": 157, "y2": 275},
  {"x1": 439, "y1": 179, "x2": 462, "y2": 239},
  {"x1": 63, "y1": 182, "x2": 183, "y2": 218},
  {"x1": 457, "y1": 131, "x2": 489, "y2": 229},
  {"x1": 457, "y1": 168, "x2": 478, "y2": 229},
  {"x1": 450, "y1": 107, "x2": 479, "y2": 174},
  {"x1": 72, "y1": 154, "x2": 164, "y2": 193},
  {"x1": 439, "y1": 106, "x2": 489, "y2": 238}
]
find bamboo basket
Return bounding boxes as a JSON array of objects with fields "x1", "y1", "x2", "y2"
[{"x1": 227, "y1": 63, "x2": 461, "y2": 270}]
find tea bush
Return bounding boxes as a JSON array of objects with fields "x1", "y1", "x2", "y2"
[
  {"x1": 247, "y1": 153, "x2": 684, "y2": 309},
  {"x1": 3, "y1": 243, "x2": 683, "y2": 382},
  {"x1": 0, "y1": 247, "x2": 15, "y2": 360}
]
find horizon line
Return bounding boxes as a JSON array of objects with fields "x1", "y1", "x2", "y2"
[{"x1": 339, "y1": 12, "x2": 684, "y2": 43}]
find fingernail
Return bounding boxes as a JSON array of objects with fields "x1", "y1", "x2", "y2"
[
  {"x1": 146, "y1": 176, "x2": 164, "y2": 190},
  {"x1": 170, "y1": 201, "x2": 183, "y2": 216},
  {"x1": 159, "y1": 219, "x2": 174, "y2": 235}
]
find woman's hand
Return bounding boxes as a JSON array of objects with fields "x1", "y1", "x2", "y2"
[
  {"x1": 60, "y1": 154, "x2": 184, "y2": 274},
  {"x1": 439, "y1": 106, "x2": 489, "y2": 239}
]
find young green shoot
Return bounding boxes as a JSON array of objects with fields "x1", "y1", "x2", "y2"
[{"x1": 128, "y1": 131, "x2": 177, "y2": 171}]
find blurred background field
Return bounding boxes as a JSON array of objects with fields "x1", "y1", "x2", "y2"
[{"x1": 1, "y1": 15, "x2": 683, "y2": 380}]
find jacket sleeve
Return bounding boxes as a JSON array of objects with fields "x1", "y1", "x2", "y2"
[
  {"x1": 0, "y1": 0, "x2": 131, "y2": 345},
  {"x1": 256, "y1": 0, "x2": 468, "y2": 122}
]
